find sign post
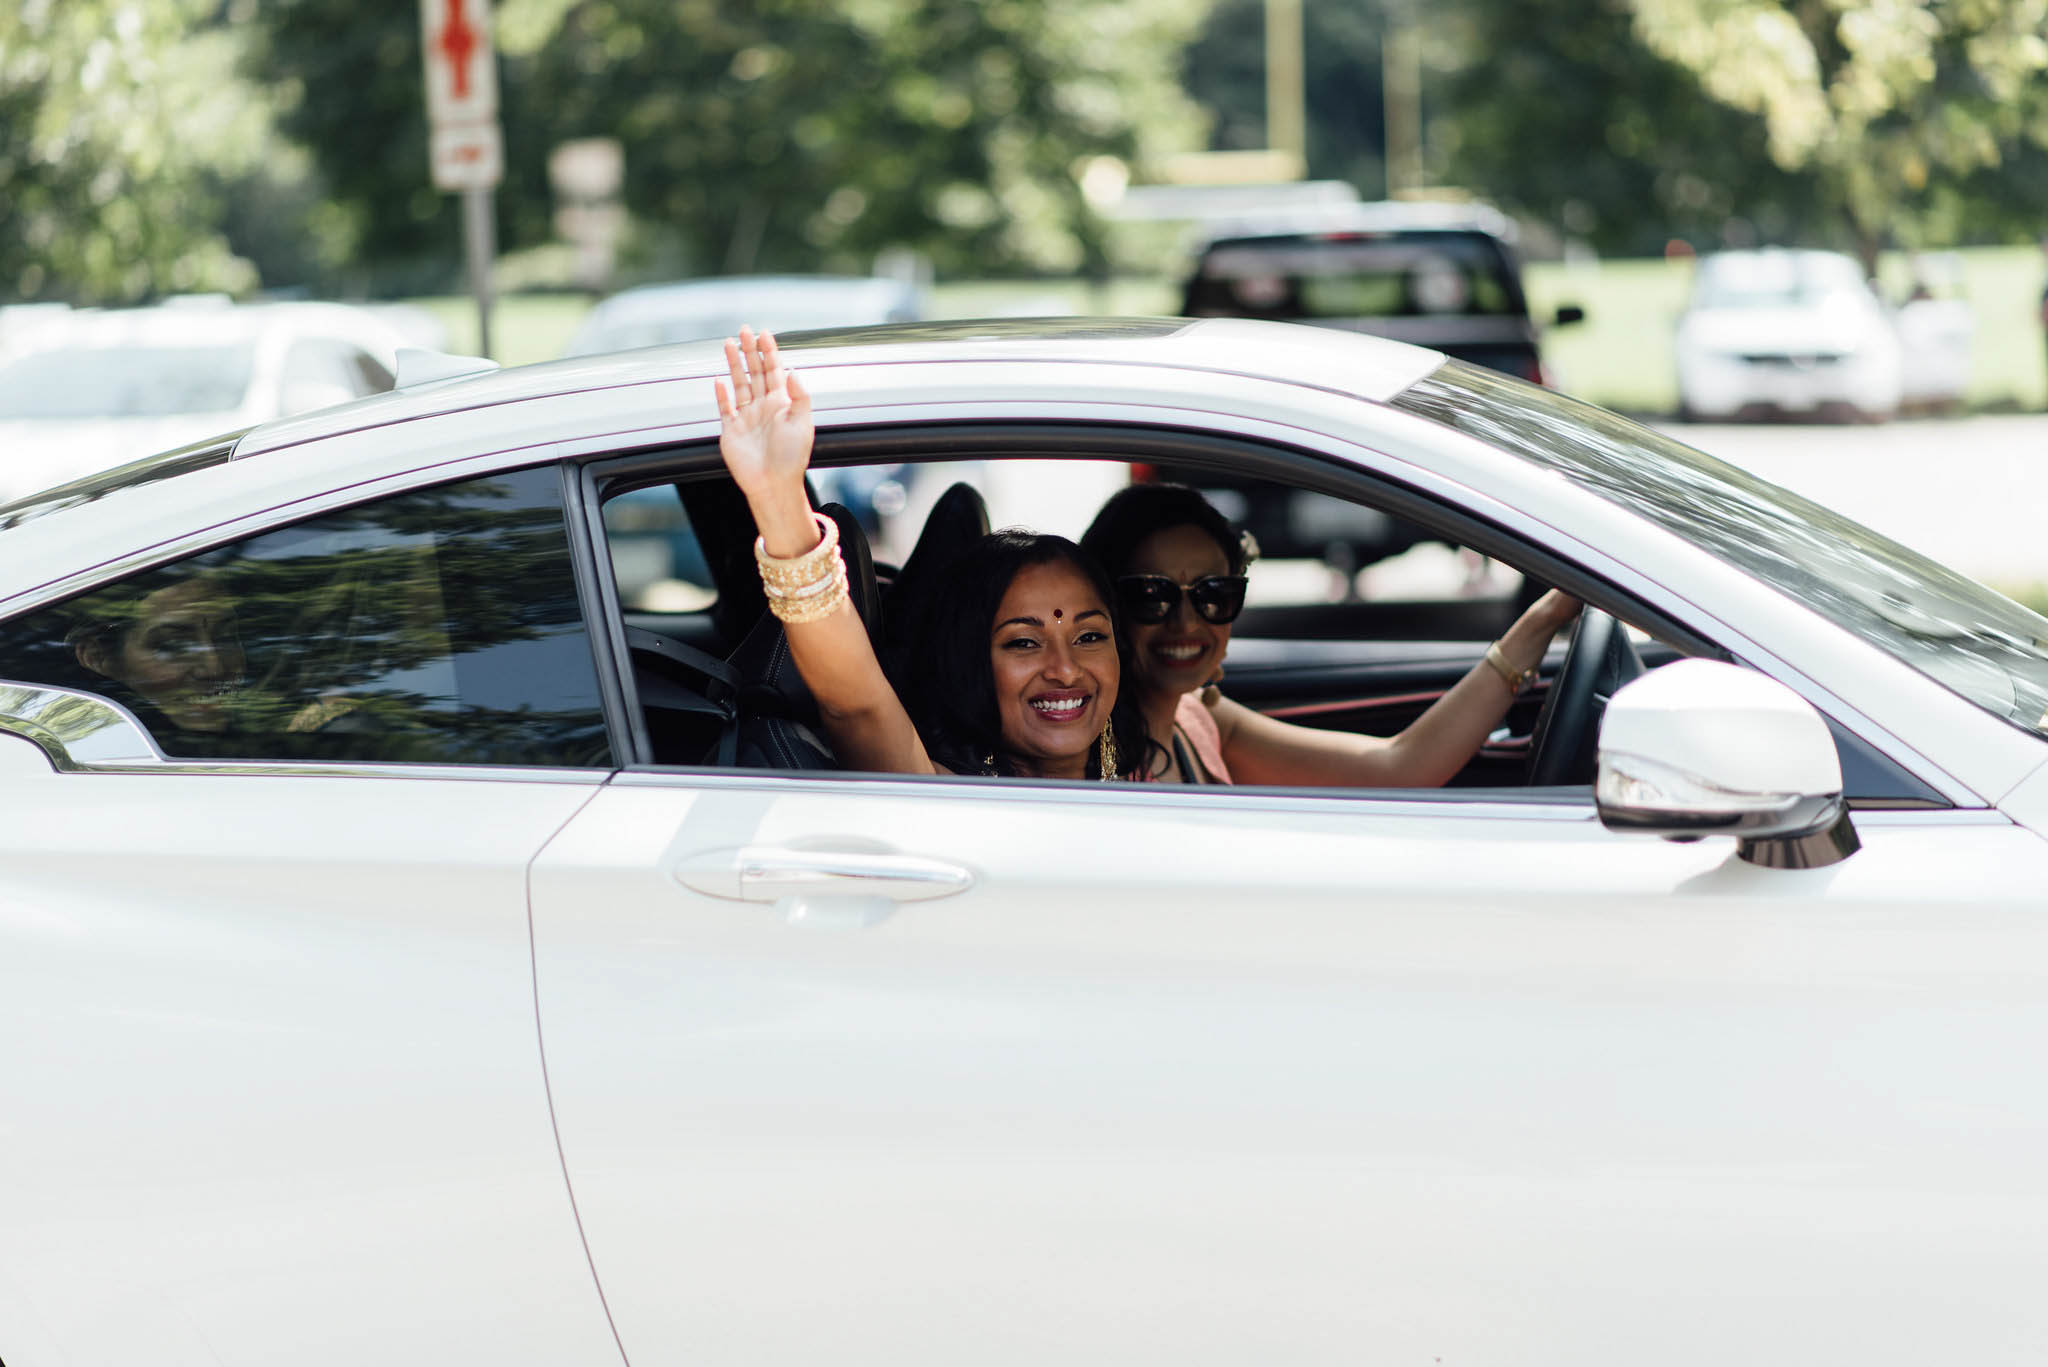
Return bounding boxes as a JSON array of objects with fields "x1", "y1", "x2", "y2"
[{"x1": 420, "y1": 0, "x2": 502, "y2": 358}]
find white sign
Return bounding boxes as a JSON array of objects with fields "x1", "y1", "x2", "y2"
[
  {"x1": 421, "y1": 0, "x2": 501, "y2": 191},
  {"x1": 430, "y1": 122, "x2": 504, "y2": 194}
]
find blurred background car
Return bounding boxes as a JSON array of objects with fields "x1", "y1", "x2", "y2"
[
  {"x1": 1895, "y1": 252, "x2": 1976, "y2": 415},
  {"x1": 1179, "y1": 199, "x2": 1583, "y2": 386},
  {"x1": 0, "y1": 297, "x2": 407, "y2": 504},
  {"x1": 1167, "y1": 200, "x2": 1583, "y2": 585},
  {"x1": 576, "y1": 274, "x2": 930, "y2": 609},
  {"x1": 1673, "y1": 249, "x2": 1908, "y2": 422},
  {"x1": 560, "y1": 273, "x2": 927, "y2": 358}
]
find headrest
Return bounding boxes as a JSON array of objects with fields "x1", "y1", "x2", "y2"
[{"x1": 881, "y1": 481, "x2": 989, "y2": 665}]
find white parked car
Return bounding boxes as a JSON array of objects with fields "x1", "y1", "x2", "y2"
[
  {"x1": 1675, "y1": 248, "x2": 1907, "y2": 421},
  {"x1": 560, "y1": 273, "x2": 926, "y2": 358},
  {"x1": 3, "y1": 319, "x2": 2048, "y2": 1366},
  {"x1": 0, "y1": 298, "x2": 407, "y2": 504}
]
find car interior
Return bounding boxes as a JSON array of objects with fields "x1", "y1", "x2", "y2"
[
  {"x1": 585, "y1": 422, "x2": 1948, "y2": 805},
  {"x1": 587, "y1": 422, "x2": 1681, "y2": 790}
]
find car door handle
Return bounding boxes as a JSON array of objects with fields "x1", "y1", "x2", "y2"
[{"x1": 673, "y1": 845, "x2": 976, "y2": 904}]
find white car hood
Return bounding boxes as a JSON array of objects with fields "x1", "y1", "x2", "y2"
[{"x1": 0, "y1": 415, "x2": 239, "y2": 505}]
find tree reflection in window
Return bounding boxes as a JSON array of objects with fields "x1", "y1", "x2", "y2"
[{"x1": 0, "y1": 466, "x2": 613, "y2": 767}]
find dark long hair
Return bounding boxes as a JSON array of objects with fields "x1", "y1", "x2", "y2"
[
  {"x1": 888, "y1": 529, "x2": 1154, "y2": 779},
  {"x1": 1078, "y1": 481, "x2": 1253, "y2": 579}
]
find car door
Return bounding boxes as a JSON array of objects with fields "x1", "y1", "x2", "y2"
[
  {"x1": 0, "y1": 465, "x2": 623, "y2": 1367},
  {"x1": 531, "y1": 769, "x2": 2048, "y2": 1365}
]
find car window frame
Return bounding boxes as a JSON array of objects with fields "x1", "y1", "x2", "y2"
[
  {"x1": 570, "y1": 421, "x2": 1685, "y2": 786},
  {"x1": 567, "y1": 418, "x2": 1953, "y2": 808}
]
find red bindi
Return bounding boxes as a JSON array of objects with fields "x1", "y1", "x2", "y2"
[{"x1": 1053, "y1": 608, "x2": 1062, "y2": 620}]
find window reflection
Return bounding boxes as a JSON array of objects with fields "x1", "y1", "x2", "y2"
[
  {"x1": 1396, "y1": 363, "x2": 2048, "y2": 736},
  {"x1": 0, "y1": 467, "x2": 613, "y2": 767}
]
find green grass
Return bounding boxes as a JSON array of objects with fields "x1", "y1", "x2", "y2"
[{"x1": 413, "y1": 244, "x2": 2048, "y2": 413}]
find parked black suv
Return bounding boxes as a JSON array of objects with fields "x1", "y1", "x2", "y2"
[{"x1": 1161, "y1": 202, "x2": 1584, "y2": 575}]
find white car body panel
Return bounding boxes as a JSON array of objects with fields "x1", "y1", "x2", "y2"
[
  {"x1": 531, "y1": 777, "x2": 2048, "y2": 1364},
  {"x1": 6, "y1": 318, "x2": 2048, "y2": 1362},
  {"x1": 0, "y1": 744, "x2": 618, "y2": 1364}
]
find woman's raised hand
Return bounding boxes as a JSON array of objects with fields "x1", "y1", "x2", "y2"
[{"x1": 714, "y1": 327, "x2": 813, "y2": 505}]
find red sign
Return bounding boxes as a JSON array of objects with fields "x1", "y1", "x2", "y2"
[{"x1": 421, "y1": 0, "x2": 500, "y2": 191}]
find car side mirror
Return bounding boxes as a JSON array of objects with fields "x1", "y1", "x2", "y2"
[
  {"x1": 1595, "y1": 659, "x2": 1859, "y2": 869},
  {"x1": 1553, "y1": 304, "x2": 1586, "y2": 327}
]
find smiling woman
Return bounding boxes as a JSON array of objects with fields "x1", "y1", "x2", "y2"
[
  {"x1": 710, "y1": 327, "x2": 1147, "y2": 779},
  {"x1": 1081, "y1": 480, "x2": 1581, "y2": 786}
]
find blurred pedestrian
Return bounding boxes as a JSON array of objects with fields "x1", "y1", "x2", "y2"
[{"x1": 2039, "y1": 236, "x2": 2048, "y2": 408}]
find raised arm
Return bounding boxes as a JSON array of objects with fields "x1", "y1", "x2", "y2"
[
  {"x1": 714, "y1": 328, "x2": 937, "y2": 774},
  {"x1": 1212, "y1": 589, "x2": 1581, "y2": 788}
]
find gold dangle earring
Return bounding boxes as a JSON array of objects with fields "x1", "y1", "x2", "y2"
[{"x1": 1097, "y1": 724, "x2": 1119, "y2": 781}]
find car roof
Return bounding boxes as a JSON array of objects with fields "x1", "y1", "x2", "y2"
[
  {"x1": 0, "y1": 318, "x2": 1450, "y2": 604},
  {"x1": 239, "y1": 316, "x2": 1443, "y2": 459},
  {"x1": 1188, "y1": 199, "x2": 1519, "y2": 250}
]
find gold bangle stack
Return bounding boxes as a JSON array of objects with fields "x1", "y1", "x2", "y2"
[{"x1": 755, "y1": 512, "x2": 850, "y2": 625}]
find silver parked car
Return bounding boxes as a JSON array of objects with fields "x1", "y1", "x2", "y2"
[{"x1": 3, "y1": 318, "x2": 2048, "y2": 1366}]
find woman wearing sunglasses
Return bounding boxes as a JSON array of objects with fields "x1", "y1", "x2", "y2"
[{"x1": 1080, "y1": 483, "x2": 1580, "y2": 786}]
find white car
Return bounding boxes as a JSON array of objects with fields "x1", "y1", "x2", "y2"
[
  {"x1": 560, "y1": 273, "x2": 927, "y2": 358},
  {"x1": 1675, "y1": 248, "x2": 1906, "y2": 421},
  {"x1": 3, "y1": 319, "x2": 2048, "y2": 1366},
  {"x1": 0, "y1": 298, "x2": 408, "y2": 505}
]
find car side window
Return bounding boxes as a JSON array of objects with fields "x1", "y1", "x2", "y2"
[
  {"x1": 0, "y1": 466, "x2": 613, "y2": 768},
  {"x1": 604, "y1": 483, "x2": 714, "y2": 612}
]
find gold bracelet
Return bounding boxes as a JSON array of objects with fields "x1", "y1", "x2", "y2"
[
  {"x1": 1484, "y1": 641, "x2": 1537, "y2": 693},
  {"x1": 754, "y1": 512, "x2": 839, "y2": 590},
  {"x1": 765, "y1": 563, "x2": 849, "y2": 624}
]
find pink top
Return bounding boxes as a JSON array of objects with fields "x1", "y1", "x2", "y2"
[{"x1": 1173, "y1": 692, "x2": 1233, "y2": 785}]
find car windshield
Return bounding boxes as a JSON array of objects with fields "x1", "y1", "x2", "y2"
[
  {"x1": 1692, "y1": 254, "x2": 1864, "y2": 309},
  {"x1": 0, "y1": 343, "x2": 257, "y2": 418},
  {"x1": 1188, "y1": 232, "x2": 1520, "y2": 319},
  {"x1": 1394, "y1": 361, "x2": 2048, "y2": 739}
]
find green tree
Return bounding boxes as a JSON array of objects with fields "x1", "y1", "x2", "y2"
[
  {"x1": 1436, "y1": 0, "x2": 1831, "y2": 256},
  {"x1": 246, "y1": 0, "x2": 1212, "y2": 288},
  {"x1": 1625, "y1": 0, "x2": 2048, "y2": 264},
  {"x1": 1181, "y1": 0, "x2": 1392, "y2": 192},
  {"x1": 0, "y1": 0, "x2": 270, "y2": 303}
]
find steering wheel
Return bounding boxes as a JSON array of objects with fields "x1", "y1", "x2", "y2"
[{"x1": 1524, "y1": 608, "x2": 1645, "y2": 786}]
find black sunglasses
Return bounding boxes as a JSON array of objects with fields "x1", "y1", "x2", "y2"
[{"x1": 1116, "y1": 574, "x2": 1249, "y2": 625}]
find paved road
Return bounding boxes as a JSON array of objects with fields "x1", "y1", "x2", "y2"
[{"x1": 1658, "y1": 413, "x2": 2048, "y2": 586}]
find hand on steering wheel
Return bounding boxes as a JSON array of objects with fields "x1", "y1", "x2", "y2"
[{"x1": 1524, "y1": 607, "x2": 1644, "y2": 786}]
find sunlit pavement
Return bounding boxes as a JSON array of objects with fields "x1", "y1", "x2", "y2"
[{"x1": 1656, "y1": 412, "x2": 2048, "y2": 586}]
